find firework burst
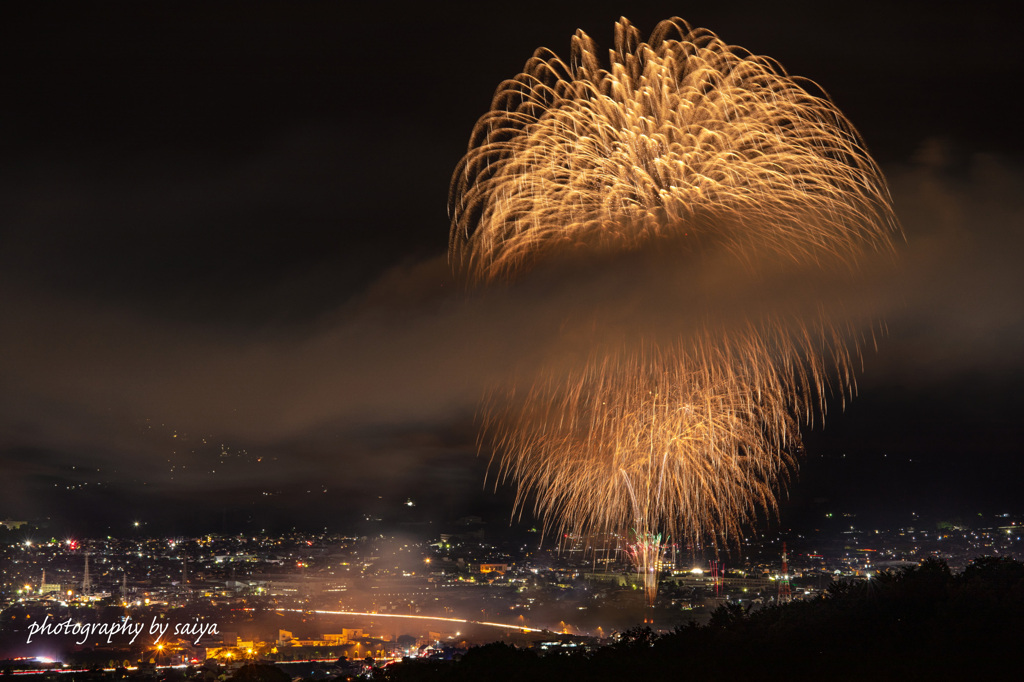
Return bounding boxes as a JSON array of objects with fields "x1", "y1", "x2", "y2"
[{"x1": 449, "y1": 17, "x2": 899, "y2": 602}]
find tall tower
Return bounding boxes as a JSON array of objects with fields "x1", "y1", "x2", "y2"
[
  {"x1": 83, "y1": 553, "x2": 92, "y2": 596},
  {"x1": 778, "y1": 542, "x2": 792, "y2": 603}
]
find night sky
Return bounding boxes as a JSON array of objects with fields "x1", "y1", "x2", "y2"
[{"x1": 1, "y1": 1, "x2": 1021, "y2": 537}]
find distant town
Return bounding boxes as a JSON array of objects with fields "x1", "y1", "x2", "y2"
[{"x1": 2, "y1": 508, "x2": 1021, "y2": 677}]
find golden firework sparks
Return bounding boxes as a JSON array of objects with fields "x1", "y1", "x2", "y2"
[{"x1": 449, "y1": 17, "x2": 900, "y2": 603}]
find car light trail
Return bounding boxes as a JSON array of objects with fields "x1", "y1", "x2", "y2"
[{"x1": 274, "y1": 608, "x2": 547, "y2": 633}]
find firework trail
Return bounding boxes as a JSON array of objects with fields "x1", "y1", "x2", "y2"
[
  {"x1": 626, "y1": 531, "x2": 665, "y2": 607},
  {"x1": 449, "y1": 18, "x2": 899, "y2": 602}
]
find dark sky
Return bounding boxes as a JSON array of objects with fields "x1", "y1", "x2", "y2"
[{"x1": 1, "y1": 1, "x2": 1021, "y2": 537}]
